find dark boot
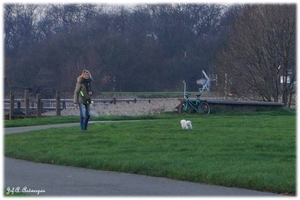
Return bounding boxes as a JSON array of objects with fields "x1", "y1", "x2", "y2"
[
  {"x1": 83, "y1": 116, "x2": 90, "y2": 130},
  {"x1": 80, "y1": 117, "x2": 85, "y2": 130}
]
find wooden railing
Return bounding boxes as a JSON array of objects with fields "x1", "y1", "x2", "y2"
[{"x1": 4, "y1": 90, "x2": 149, "y2": 119}]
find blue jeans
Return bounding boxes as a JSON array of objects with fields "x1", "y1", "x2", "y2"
[
  {"x1": 78, "y1": 103, "x2": 90, "y2": 130},
  {"x1": 78, "y1": 103, "x2": 90, "y2": 118}
]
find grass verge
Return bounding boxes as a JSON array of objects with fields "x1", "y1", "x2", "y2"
[{"x1": 4, "y1": 113, "x2": 296, "y2": 195}]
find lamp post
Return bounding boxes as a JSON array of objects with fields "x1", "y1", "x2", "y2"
[{"x1": 183, "y1": 80, "x2": 186, "y2": 99}]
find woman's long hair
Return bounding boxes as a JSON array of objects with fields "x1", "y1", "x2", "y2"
[{"x1": 81, "y1": 69, "x2": 93, "y2": 80}]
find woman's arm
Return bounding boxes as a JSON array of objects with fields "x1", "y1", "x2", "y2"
[{"x1": 73, "y1": 82, "x2": 81, "y2": 106}]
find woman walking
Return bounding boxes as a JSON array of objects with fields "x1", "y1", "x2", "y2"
[{"x1": 74, "y1": 69, "x2": 93, "y2": 130}]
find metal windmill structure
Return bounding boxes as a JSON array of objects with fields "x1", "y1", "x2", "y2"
[{"x1": 196, "y1": 70, "x2": 211, "y2": 92}]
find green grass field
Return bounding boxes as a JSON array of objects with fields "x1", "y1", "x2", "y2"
[{"x1": 4, "y1": 111, "x2": 296, "y2": 195}]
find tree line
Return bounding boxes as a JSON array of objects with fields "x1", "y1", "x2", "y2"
[{"x1": 4, "y1": 4, "x2": 296, "y2": 106}]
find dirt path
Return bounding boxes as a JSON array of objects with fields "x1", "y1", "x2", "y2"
[{"x1": 43, "y1": 98, "x2": 180, "y2": 116}]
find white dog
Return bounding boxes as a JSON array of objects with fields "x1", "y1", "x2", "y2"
[
  {"x1": 180, "y1": 119, "x2": 193, "y2": 130},
  {"x1": 180, "y1": 119, "x2": 187, "y2": 129}
]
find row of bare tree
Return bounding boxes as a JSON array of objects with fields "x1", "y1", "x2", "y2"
[
  {"x1": 4, "y1": 4, "x2": 296, "y2": 107},
  {"x1": 4, "y1": 4, "x2": 225, "y2": 96}
]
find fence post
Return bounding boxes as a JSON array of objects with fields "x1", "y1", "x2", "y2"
[
  {"x1": 36, "y1": 94, "x2": 41, "y2": 117},
  {"x1": 56, "y1": 91, "x2": 61, "y2": 116},
  {"x1": 24, "y1": 90, "x2": 29, "y2": 116},
  {"x1": 9, "y1": 91, "x2": 14, "y2": 120}
]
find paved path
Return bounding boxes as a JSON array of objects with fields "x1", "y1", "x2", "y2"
[
  {"x1": 4, "y1": 123, "x2": 283, "y2": 196},
  {"x1": 4, "y1": 121, "x2": 135, "y2": 134}
]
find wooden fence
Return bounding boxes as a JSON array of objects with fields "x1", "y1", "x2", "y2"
[
  {"x1": 4, "y1": 90, "x2": 148, "y2": 120},
  {"x1": 4, "y1": 90, "x2": 62, "y2": 119}
]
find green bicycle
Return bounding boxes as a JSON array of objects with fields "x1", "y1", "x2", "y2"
[{"x1": 182, "y1": 94, "x2": 210, "y2": 114}]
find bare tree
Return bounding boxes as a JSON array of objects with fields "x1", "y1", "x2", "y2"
[
  {"x1": 4, "y1": 4, "x2": 42, "y2": 96},
  {"x1": 215, "y1": 4, "x2": 296, "y2": 106}
]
